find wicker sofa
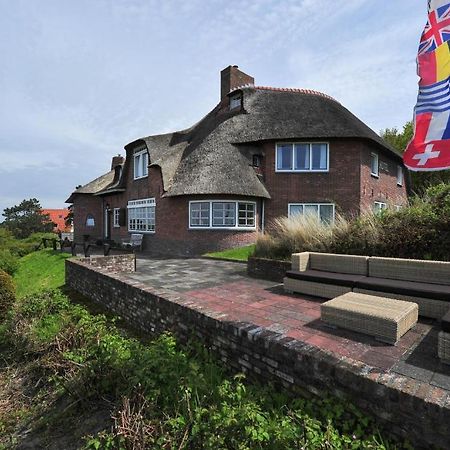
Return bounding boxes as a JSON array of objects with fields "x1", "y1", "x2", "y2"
[{"x1": 284, "y1": 252, "x2": 450, "y2": 319}]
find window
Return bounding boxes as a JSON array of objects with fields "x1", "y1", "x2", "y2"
[
  {"x1": 229, "y1": 94, "x2": 242, "y2": 110},
  {"x1": 127, "y1": 198, "x2": 155, "y2": 232},
  {"x1": 395, "y1": 205, "x2": 403, "y2": 211},
  {"x1": 189, "y1": 201, "x2": 256, "y2": 229},
  {"x1": 212, "y1": 202, "x2": 236, "y2": 227},
  {"x1": 190, "y1": 202, "x2": 210, "y2": 227},
  {"x1": 238, "y1": 203, "x2": 255, "y2": 227},
  {"x1": 252, "y1": 154, "x2": 262, "y2": 167},
  {"x1": 373, "y1": 201, "x2": 387, "y2": 214},
  {"x1": 134, "y1": 148, "x2": 149, "y2": 180},
  {"x1": 288, "y1": 203, "x2": 335, "y2": 224},
  {"x1": 86, "y1": 214, "x2": 95, "y2": 227},
  {"x1": 397, "y1": 165, "x2": 403, "y2": 186},
  {"x1": 113, "y1": 208, "x2": 120, "y2": 227},
  {"x1": 276, "y1": 143, "x2": 329, "y2": 172},
  {"x1": 370, "y1": 153, "x2": 379, "y2": 177}
]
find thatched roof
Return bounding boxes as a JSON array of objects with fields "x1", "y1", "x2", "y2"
[
  {"x1": 130, "y1": 87, "x2": 399, "y2": 199},
  {"x1": 69, "y1": 86, "x2": 399, "y2": 202},
  {"x1": 65, "y1": 170, "x2": 116, "y2": 203}
]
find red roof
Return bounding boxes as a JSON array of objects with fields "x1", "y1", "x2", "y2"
[{"x1": 41, "y1": 209, "x2": 71, "y2": 232}]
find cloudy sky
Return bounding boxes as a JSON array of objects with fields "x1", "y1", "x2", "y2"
[{"x1": 0, "y1": 0, "x2": 426, "y2": 216}]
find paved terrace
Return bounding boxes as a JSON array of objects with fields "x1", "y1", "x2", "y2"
[{"x1": 123, "y1": 257, "x2": 450, "y2": 392}]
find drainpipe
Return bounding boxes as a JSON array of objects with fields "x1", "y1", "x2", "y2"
[{"x1": 261, "y1": 199, "x2": 265, "y2": 234}]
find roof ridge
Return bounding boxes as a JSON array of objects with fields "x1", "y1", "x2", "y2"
[{"x1": 230, "y1": 84, "x2": 338, "y2": 103}]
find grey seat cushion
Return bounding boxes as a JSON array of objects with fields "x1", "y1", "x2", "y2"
[
  {"x1": 355, "y1": 277, "x2": 450, "y2": 302},
  {"x1": 285, "y1": 270, "x2": 366, "y2": 288}
]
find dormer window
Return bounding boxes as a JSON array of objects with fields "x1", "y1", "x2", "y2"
[
  {"x1": 134, "y1": 148, "x2": 148, "y2": 180},
  {"x1": 229, "y1": 94, "x2": 242, "y2": 110},
  {"x1": 252, "y1": 154, "x2": 262, "y2": 167}
]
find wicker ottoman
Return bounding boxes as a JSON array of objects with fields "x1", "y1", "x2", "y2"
[{"x1": 321, "y1": 292, "x2": 418, "y2": 345}]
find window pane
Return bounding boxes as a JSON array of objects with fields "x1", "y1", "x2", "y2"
[
  {"x1": 134, "y1": 154, "x2": 141, "y2": 178},
  {"x1": 238, "y1": 203, "x2": 255, "y2": 227},
  {"x1": 289, "y1": 205, "x2": 303, "y2": 217},
  {"x1": 304, "y1": 204, "x2": 319, "y2": 218},
  {"x1": 311, "y1": 144, "x2": 327, "y2": 170},
  {"x1": 319, "y1": 205, "x2": 334, "y2": 224},
  {"x1": 294, "y1": 144, "x2": 310, "y2": 170},
  {"x1": 190, "y1": 202, "x2": 210, "y2": 227},
  {"x1": 142, "y1": 152, "x2": 148, "y2": 177},
  {"x1": 371, "y1": 154, "x2": 378, "y2": 175},
  {"x1": 277, "y1": 144, "x2": 293, "y2": 170},
  {"x1": 212, "y1": 202, "x2": 236, "y2": 227}
]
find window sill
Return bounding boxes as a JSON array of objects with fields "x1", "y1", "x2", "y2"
[
  {"x1": 133, "y1": 175, "x2": 148, "y2": 181},
  {"x1": 370, "y1": 173, "x2": 379, "y2": 178},
  {"x1": 127, "y1": 230, "x2": 155, "y2": 234},
  {"x1": 275, "y1": 169, "x2": 329, "y2": 173},
  {"x1": 189, "y1": 227, "x2": 257, "y2": 231}
]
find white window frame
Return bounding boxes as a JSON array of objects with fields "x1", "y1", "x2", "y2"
[
  {"x1": 189, "y1": 200, "x2": 257, "y2": 230},
  {"x1": 373, "y1": 201, "x2": 387, "y2": 214},
  {"x1": 287, "y1": 203, "x2": 335, "y2": 224},
  {"x1": 85, "y1": 214, "x2": 95, "y2": 227},
  {"x1": 127, "y1": 198, "x2": 155, "y2": 233},
  {"x1": 275, "y1": 142, "x2": 329, "y2": 173},
  {"x1": 229, "y1": 94, "x2": 242, "y2": 110},
  {"x1": 113, "y1": 208, "x2": 120, "y2": 228},
  {"x1": 397, "y1": 165, "x2": 403, "y2": 186},
  {"x1": 370, "y1": 152, "x2": 379, "y2": 177},
  {"x1": 133, "y1": 148, "x2": 149, "y2": 180}
]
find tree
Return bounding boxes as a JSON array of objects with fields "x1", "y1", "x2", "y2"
[
  {"x1": 380, "y1": 121, "x2": 450, "y2": 195},
  {"x1": 1, "y1": 199, "x2": 54, "y2": 239},
  {"x1": 380, "y1": 121, "x2": 413, "y2": 153}
]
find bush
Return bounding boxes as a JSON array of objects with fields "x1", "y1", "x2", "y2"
[
  {"x1": 254, "y1": 214, "x2": 349, "y2": 260},
  {"x1": 0, "y1": 269, "x2": 15, "y2": 321},
  {"x1": 0, "y1": 249, "x2": 19, "y2": 275},
  {"x1": 255, "y1": 184, "x2": 450, "y2": 261}
]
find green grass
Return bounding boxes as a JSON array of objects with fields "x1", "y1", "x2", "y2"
[
  {"x1": 13, "y1": 249, "x2": 71, "y2": 298},
  {"x1": 204, "y1": 244, "x2": 255, "y2": 261}
]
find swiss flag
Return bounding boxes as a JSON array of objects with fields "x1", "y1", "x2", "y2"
[{"x1": 404, "y1": 112, "x2": 450, "y2": 170}]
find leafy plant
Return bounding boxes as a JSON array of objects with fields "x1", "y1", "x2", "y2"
[{"x1": 0, "y1": 269, "x2": 15, "y2": 321}]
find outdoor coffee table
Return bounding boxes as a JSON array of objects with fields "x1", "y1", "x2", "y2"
[{"x1": 321, "y1": 292, "x2": 418, "y2": 345}]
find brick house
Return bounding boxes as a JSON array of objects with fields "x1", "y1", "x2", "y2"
[{"x1": 66, "y1": 66, "x2": 408, "y2": 255}]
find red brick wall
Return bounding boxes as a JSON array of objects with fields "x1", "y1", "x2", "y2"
[
  {"x1": 360, "y1": 144, "x2": 408, "y2": 212},
  {"x1": 262, "y1": 139, "x2": 362, "y2": 224},
  {"x1": 103, "y1": 162, "x2": 260, "y2": 255},
  {"x1": 72, "y1": 138, "x2": 408, "y2": 254},
  {"x1": 72, "y1": 194, "x2": 104, "y2": 241}
]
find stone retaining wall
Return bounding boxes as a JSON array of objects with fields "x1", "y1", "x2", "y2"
[
  {"x1": 66, "y1": 258, "x2": 449, "y2": 449},
  {"x1": 247, "y1": 257, "x2": 291, "y2": 283}
]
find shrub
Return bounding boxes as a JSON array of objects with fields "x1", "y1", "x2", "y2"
[
  {"x1": 0, "y1": 269, "x2": 15, "y2": 321},
  {"x1": 0, "y1": 249, "x2": 19, "y2": 275},
  {"x1": 254, "y1": 214, "x2": 349, "y2": 260},
  {"x1": 255, "y1": 183, "x2": 450, "y2": 261}
]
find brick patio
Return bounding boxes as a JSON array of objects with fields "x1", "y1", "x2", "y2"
[{"x1": 123, "y1": 257, "x2": 450, "y2": 391}]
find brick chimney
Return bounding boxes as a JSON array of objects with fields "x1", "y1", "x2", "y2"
[
  {"x1": 220, "y1": 65, "x2": 254, "y2": 99},
  {"x1": 111, "y1": 154, "x2": 125, "y2": 170}
]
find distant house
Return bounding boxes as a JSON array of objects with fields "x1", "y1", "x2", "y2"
[
  {"x1": 66, "y1": 66, "x2": 408, "y2": 255},
  {"x1": 41, "y1": 208, "x2": 72, "y2": 233}
]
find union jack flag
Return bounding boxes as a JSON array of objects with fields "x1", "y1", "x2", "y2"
[{"x1": 419, "y1": 3, "x2": 450, "y2": 54}]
